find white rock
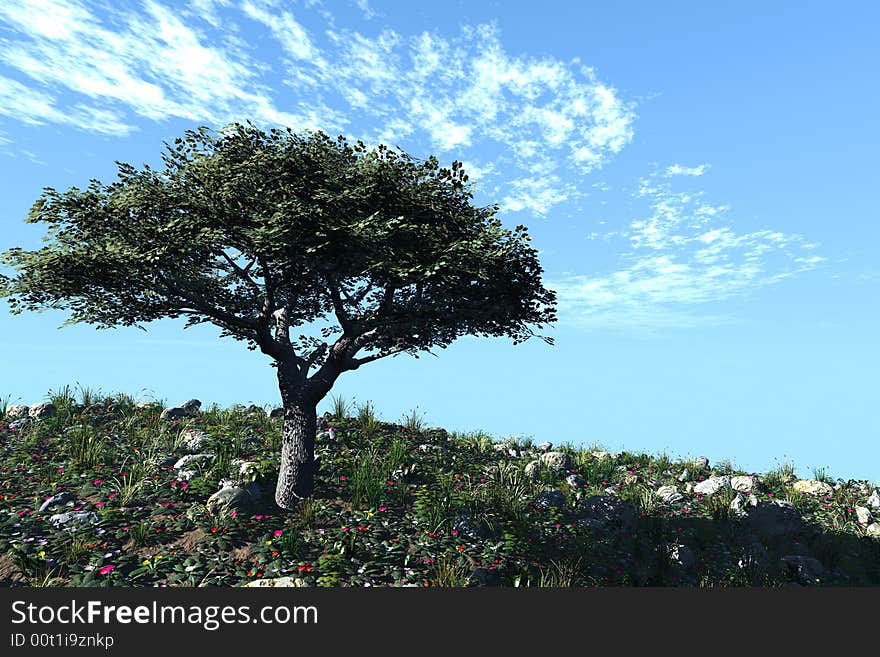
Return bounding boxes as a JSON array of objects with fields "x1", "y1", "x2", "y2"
[
  {"x1": 866, "y1": 523, "x2": 880, "y2": 538},
  {"x1": 656, "y1": 485, "x2": 684, "y2": 504},
  {"x1": 536, "y1": 442, "x2": 553, "y2": 453},
  {"x1": 173, "y1": 453, "x2": 214, "y2": 470},
  {"x1": 693, "y1": 475, "x2": 730, "y2": 496},
  {"x1": 677, "y1": 468, "x2": 691, "y2": 482},
  {"x1": 730, "y1": 475, "x2": 757, "y2": 492},
  {"x1": 591, "y1": 451, "x2": 611, "y2": 461},
  {"x1": 524, "y1": 460, "x2": 542, "y2": 480},
  {"x1": 792, "y1": 480, "x2": 834, "y2": 497},
  {"x1": 540, "y1": 451, "x2": 572, "y2": 472},
  {"x1": 855, "y1": 506, "x2": 873, "y2": 525},
  {"x1": 4, "y1": 404, "x2": 30, "y2": 420},
  {"x1": 244, "y1": 577, "x2": 307, "y2": 587},
  {"x1": 865, "y1": 490, "x2": 880, "y2": 509}
]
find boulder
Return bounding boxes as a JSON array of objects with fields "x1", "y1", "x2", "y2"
[
  {"x1": 533, "y1": 490, "x2": 567, "y2": 509},
  {"x1": 693, "y1": 475, "x2": 730, "y2": 496},
  {"x1": 49, "y1": 511, "x2": 99, "y2": 529},
  {"x1": 865, "y1": 490, "x2": 880, "y2": 509},
  {"x1": 452, "y1": 515, "x2": 495, "y2": 539},
  {"x1": 565, "y1": 474, "x2": 585, "y2": 488},
  {"x1": 539, "y1": 451, "x2": 572, "y2": 472},
  {"x1": 730, "y1": 475, "x2": 759, "y2": 492},
  {"x1": 160, "y1": 399, "x2": 201, "y2": 420},
  {"x1": 28, "y1": 402, "x2": 56, "y2": 419},
  {"x1": 746, "y1": 500, "x2": 806, "y2": 539},
  {"x1": 206, "y1": 483, "x2": 263, "y2": 515},
  {"x1": 524, "y1": 460, "x2": 542, "y2": 480},
  {"x1": 179, "y1": 427, "x2": 210, "y2": 451},
  {"x1": 468, "y1": 567, "x2": 501, "y2": 587},
  {"x1": 590, "y1": 451, "x2": 612, "y2": 461},
  {"x1": 39, "y1": 491, "x2": 74, "y2": 513},
  {"x1": 855, "y1": 506, "x2": 873, "y2": 526},
  {"x1": 866, "y1": 523, "x2": 880, "y2": 538},
  {"x1": 792, "y1": 479, "x2": 834, "y2": 497},
  {"x1": 576, "y1": 495, "x2": 637, "y2": 533},
  {"x1": 4, "y1": 404, "x2": 30, "y2": 421},
  {"x1": 656, "y1": 485, "x2": 684, "y2": 504},
  {"x1": 536, "y1": 441, "x2": 553, "y2": 453},
  {"x1": 780, "y1": 555, "x2": 827, "y2": 585}
]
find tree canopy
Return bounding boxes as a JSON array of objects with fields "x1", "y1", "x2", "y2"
[{"x1": 1, "y1": 122, "x2": 557, "y2": 388}]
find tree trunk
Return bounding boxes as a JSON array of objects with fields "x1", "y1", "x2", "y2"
[
  {"x1": 274, "y1": 359, "x2": 317, "y2": 510},
  {"x1": 274, "y1": 402, "x2": 317, "y2": 509}
]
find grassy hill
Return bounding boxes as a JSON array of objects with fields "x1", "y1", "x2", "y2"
[{"x1": 1, "y1": 386, "x2": 879, "y2": 587}]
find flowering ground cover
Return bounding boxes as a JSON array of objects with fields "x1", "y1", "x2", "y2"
[{"x1": 1, "y1": 387, "x2": 879, "y2": 587}]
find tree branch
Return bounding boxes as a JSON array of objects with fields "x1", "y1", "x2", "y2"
[{"x1": 349, "y1": 346, "x2": 408, "y2": 368}]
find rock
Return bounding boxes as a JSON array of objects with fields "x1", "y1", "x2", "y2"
[
  {"x1": 656, "y1": 485, "x2": 684, "y2": 504},
  {"x1": 866, "y1": 523, "x2": 880, "y2": 538},
  {"x1": 684, "y1": 482, "x2": 695, "y2": 494},
  {"x1": 865, "y1": 490, "x2": 880, "y2": 509},
  {"x1": 730, "y1": 493, "x2": 747, "y2": 516},
  {"x1": 536, "y1": 441, "x2": 553, "y2": 453},
  {"x1": 179, "y1": 427, "x2": 210, "y2": 451},
  {"x1": 792, "y1": 479, "x2": 834, "y2": 497},
  {"x1": 590, "y1": 451, "x2": 612, "y2": 461},
  {"x1": 207, "y1": 485, "x2": 260, "y2": 515},
  {"x1": 177, "y1": 470, "x2": 196, "y2": 481},
  {"x1": 8, "y1": 418, "x2": 33, "y2": 432},
  {"x1": 677, "y1": 468, "x2": 691, "y2": 482},
  {"x1": 269, "y1": 407, "x2": 285, "y2": 418},
  {"x1": 244, "y1": 577, "x2": 307, "y2": 587},
  {"x1": 524, "y1": 460, "x2": 542, "y2": 480},
  {"x1": 622, "y1": 473, "x2": 638, "y2": 486},
  {"x1": 780, "y1": 555, "x2": 827, "y2": 585},
  {"x1": 730, "y1": 475, "x2": 758, "y2": 492},
  {"x1": 218, "y1": 478, "x2": 243, "y2": 490},
  {"x1": 565, "y1": 474, "x2": 584, "y2": 488},
  {"x1": 668, "y1": 544, "x2": 695, "y2": 569},
  {"x1": 747, "y1": 500, "x2": 806, "y2": 539},
  {"x1": 539, "y1": 451, "x2": 572, "y2": 472},
  {"x1": 468, "y1": 567, "x2": 501, "y2": 587},
  {"x1": 418, "y1": 444, "x2": 440, "y2": 452},
  {"x1": 4, "y1": 404, "x2": 30, "y2": 420},
  {"x1": 855, "y1": 506, "x2": 873, "y2": 526},
  {"x1": 507, "y1": 448, "x2": 519, "y2": 458},
  {"x1": 692, "y1": 456, "x2": 710, "y2": 470},
  {"x1": 160, "y1": 399, "x2": 201, "y2": 420},
  {"x1": 245, "y1": 404, "x2": 264, "y2": 417},
  {"x1": 49, "y1": 511, "x2": 99, "y2": 529},
  {"x1": 173, "y1": 453, "x2": 214, "y2": 470},
  {"x1": 493, "y1": 443, "x2": 509, "y2": 452},
  {"x1": 452, "y1": 515, "x2": 495, "y2": 539},
  {"x1": 693, "y1": 475, "x2": 730, "y2": 496},
  {"x1": 39, "y1": 491, "x2": 74, "y2": 513},
  {"x1": 534, "y1": 490, "x2": 566, "y2": 509},
  {"x1": 27, "y1": 402, "x2": 56, "y2": 419},
  {"x1": 577, "y1": 495, "x2": 637, "y2": 533},
  {"x1": 150, "y1": 454, "x2": 178, "y2": 469}
]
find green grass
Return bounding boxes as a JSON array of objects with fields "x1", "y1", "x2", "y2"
[{"x1": 1, "y1": 387, "x2": 879, "y2": 588}]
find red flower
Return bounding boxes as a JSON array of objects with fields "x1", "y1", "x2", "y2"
[{"x1": 98, "y1": 565, "x2": 115, "y2": 575}]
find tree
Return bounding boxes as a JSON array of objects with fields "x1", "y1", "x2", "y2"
[{"x1": 0, "y1": 122, "x2": 557, "y2": 509}]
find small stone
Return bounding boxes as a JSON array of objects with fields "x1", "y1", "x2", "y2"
[
  {"x1": 677, "y1": 468, "x2": 691, "y2": 482},
  {"x1": 590, "y1": 451, "x2": 611, "y2": 461},
  {"x1": 865, "y1": 490, "x2": 880, "y2": 509},
  {"x1": 507, "y1": 448, "x2": 519, "y2": 458},
  {"x1": 244, "y1": 577, "x2": 307, "y2": 587},
  {"x1": 536, "y1": 441, "x2": 553, "y2": 453},
  {"x1": 207, "y1": 487, "x2": 253, "y2": 514},
  {"x1": 866, "y1": 523, "x2": 880, "y2": 538},
  {"x1": 179, "y1": 427, "x2": 209, "y2": 451},
  {"x1": 566, "y1": 474, "x2": 584, "y2": 488},
  {"x1": 684, "y1": 482, "x2": 695, "y2": 494},
  {"x1": 173, "y1": 453, "x2": 214, "y2": 470}
]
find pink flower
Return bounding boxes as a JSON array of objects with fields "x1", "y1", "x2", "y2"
[
  {"x1": 378, "y1": 506, "x2": 387, "y2": 512},
  {"x1": 273, "y1": 529, "x2": 283, "y2": 537},
  {"x1": 98, "y1": 565, "x2": 115, "y2": 575},
  {"x1": 92, "y1": 479, "x2": 104, "y2": 485},
  {"x1": 95, "y1": 502, "x2": 105, "y2": 508}
]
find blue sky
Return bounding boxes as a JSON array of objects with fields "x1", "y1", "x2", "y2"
[{"x1": 1, "y1": 1, "x2": 878, "y2": 482}]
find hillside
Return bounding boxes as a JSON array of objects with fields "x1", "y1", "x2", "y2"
[{"x1": 1, "y1": 387, "x2": 879, "y2": 587}]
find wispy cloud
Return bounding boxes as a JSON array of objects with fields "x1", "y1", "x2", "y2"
[
  {"x1": 550, "y1": 168, "x2": 825, "y2": 330},
  {"x1": 665, "y1": 163, "x2": 709, "y2": 177},
  {"x1": 0, "y1": 0, "x2": 635, "y2": 216}
]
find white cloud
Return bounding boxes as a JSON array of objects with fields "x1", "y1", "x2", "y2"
[
  {"x1": 550, "y1": 169, "x2": 824, "y2": 330},
  {"x1": 0, "y1": 2, "x2": 635, "y2": 218},
  {"x1": 665, "y1": 163, "x2": 709, "y2": 177}
]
